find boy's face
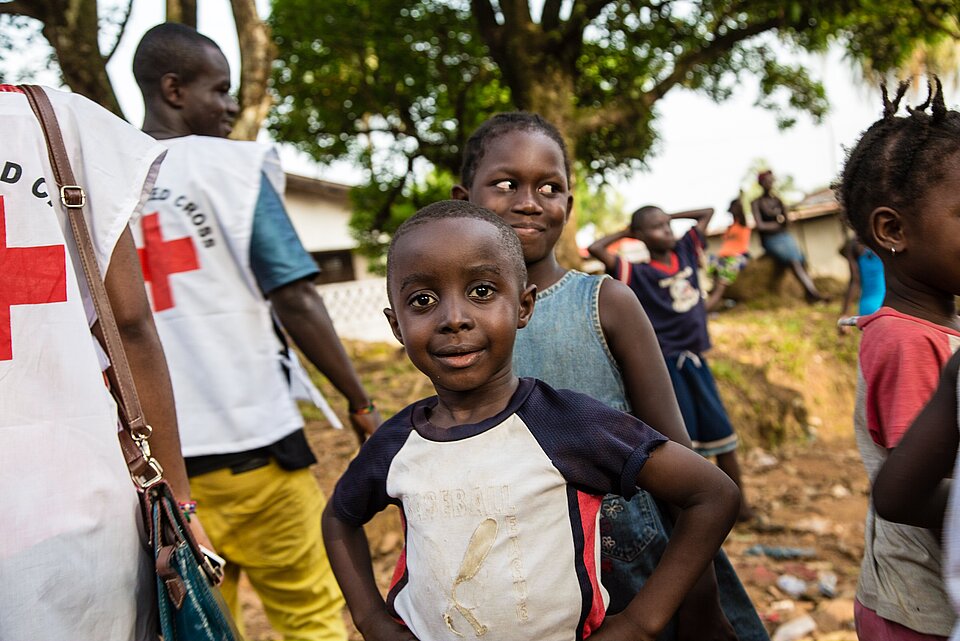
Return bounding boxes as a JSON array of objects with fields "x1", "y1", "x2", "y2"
[
  {"x1": 179, "y1": 45, "x2": 238, "y2": 138},
  {"x1": 385, "y1": 218, "x2": 535, "y2": 395},
  {"x1": 632, "y1": 209, "x2": 676, "y2": 252},
  {"x1": 452, "y1": 130, "x2": 572, "y2": 266}
]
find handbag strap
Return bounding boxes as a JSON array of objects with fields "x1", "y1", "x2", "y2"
[{"x1": 20, "y1": 85, "x2": 163, "y2": 488}]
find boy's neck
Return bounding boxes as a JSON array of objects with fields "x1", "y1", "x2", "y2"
[
  {"x1": 525, "y1": 255, "x2": 568, "y2": 292},
  {"x1": 648, "y1": 248, "x2": 673, "y2": 264},
  {"x1": 430, "y1": 371, "x2": 520, "y2": 429}
]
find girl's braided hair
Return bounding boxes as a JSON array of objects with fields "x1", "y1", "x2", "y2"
[{"x1": 836, "y1": 77, "x2": 960, "y2": 249}]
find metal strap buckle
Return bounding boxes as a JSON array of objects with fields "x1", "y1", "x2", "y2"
[
  {"x1": 134, "y1": 457, "x2": 165, "y2": 489},
  {"x1": 60, "y1": 185, "x2": 86, "y2": 208}
]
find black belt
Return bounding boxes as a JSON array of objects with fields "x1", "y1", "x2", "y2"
[{"x1": 229, "y1": 455, "x2": 271, "y2": 474}]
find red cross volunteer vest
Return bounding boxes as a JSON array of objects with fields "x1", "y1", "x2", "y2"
[
  {"x1": 0, "y1": 86, "x2": 165, "y2": 641},
  {"x1": 132, "y1": 136, "x2": 309, "y2": 456}
]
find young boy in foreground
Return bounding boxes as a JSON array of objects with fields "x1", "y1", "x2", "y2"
[{"x1": 322, "y1": 200, "x2": 740, "y2": 641}]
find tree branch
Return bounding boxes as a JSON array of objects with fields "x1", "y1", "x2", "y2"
[
  {"x1": 575, "y1": 16, "x2": 781, "y2": 138},
  {"x1": 563, "y1": 0, "x2": 612, "y2": 44},
  {"x1": 471, "y1": 0, "x2": 504, "y2": 58},
  {"x1": 645, "y1": 16, "x2": 779, "y2": 104},
  {"x1": 104, "y1": 0, "x2": 133, "y2": 63},
  {"x1": 0, "y1": 0, "x2": 42, "y2": 19},
  {"x1": 541, "y1": 0, "x2": 563, "y2": 31}
]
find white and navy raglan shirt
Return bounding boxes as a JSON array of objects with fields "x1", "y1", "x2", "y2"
[{"x1": 332, "y1": 377, "x2": 668, "y2": 641}]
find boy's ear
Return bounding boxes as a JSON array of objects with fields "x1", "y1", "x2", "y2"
[
  {"x1": 383, "y1": 308, "x2": 404, "y2": 345},
  {"x1": 870, "y1": 206, "x2": 905, "y2": 254},
  {"x1": 158, "y1": 73, "x2": 186, "y2": 109},
  {"x1": 564, "y1": 193, "x2": 573, "y2": 224},
  {"x1": 451, "y1": 184, "x2": 470, "y2": 201},
  {"x1": 517, "y1": 284, "x2": 537, "y2": 329}
]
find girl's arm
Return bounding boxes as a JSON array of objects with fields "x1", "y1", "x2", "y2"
[
  {"x1": 592, "y1": 442, "x2": 740, "y2": 641},
  {"x1": 872, "y1": 350, "x2": 960, "y2": 528},
  {"x1": 322, "y1": 504, "x2": 418, "y2": 641},
  {"x1": 588, "y1": 228, "x2": 632, "y2": 273},
  {"x1": 750, "y1": 199, "x2": 782, "y2": 233}
]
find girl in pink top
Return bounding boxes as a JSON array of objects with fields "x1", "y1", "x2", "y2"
[{"x1": 835, "y1": 77, "x2": 960, "y2": 640}]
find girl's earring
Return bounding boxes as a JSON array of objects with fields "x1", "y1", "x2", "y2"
[{"x1": 890, "y1": 246, "x2": 897, "y2": 256}]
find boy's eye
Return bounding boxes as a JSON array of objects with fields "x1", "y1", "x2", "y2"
[
  {"x1": 410, "y1": 292, "x2": 437, "y2": 308},
  {"x1": 538, "y1": 184, "x2": 561, "y2": 195},
  {"x1": 468, "y1": 284, "x2": 496, "y2": 300},
  {"x1": 494, "y1": 180, "x2": 515, "y2": 191}
]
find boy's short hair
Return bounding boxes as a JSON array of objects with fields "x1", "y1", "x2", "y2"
[
  {"x1": 386, "y1": 201, "x2": 527, "y2": 303},
  {"x1": 133, "y1": 23, "x2": 221, "y2": 96},
  {"x1": 630, "y1": 205, "x2": 663, "y2": 231}
]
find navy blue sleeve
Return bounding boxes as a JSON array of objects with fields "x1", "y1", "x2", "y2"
[
  {"x1": 331, "y1": 406, "x2": 415, "y2": 526},
  {"x1": 249, "y1": 172, "x2": 320, "y2": 295},
  {"x1": 517, "y1": 380, "x2": 668, "y2": 498}
]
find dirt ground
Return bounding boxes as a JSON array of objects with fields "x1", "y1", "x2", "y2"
[{"x1": 238, "y1": 303, "x2": 870, "y2": 641}]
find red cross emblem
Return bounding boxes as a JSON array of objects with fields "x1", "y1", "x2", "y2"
[
  {"x1": 0, "y1": 196, "x2": 67, "y2": 361},
  {"x1": 137, "y1": 212, "x2": 199, "y2": 312}
]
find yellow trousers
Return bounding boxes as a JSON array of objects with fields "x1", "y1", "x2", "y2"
[{"x1": 191, "y1": 461, "x2": 347, "y2": 641}]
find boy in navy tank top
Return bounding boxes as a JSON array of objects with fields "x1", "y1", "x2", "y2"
[
  {"x1": 590, "y1": 206, "x2": 753, "y2": 521},
  {"x1": 323, "y1": 200, "x2": 740, "y2": 641}
]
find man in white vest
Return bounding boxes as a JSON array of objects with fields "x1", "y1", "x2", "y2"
[
  {"x1": 0, "y1": 85, "x2": 199, "y2": 640},
  {"x1": 131, "y1": 23, "x2": 380, "y2": 641}
]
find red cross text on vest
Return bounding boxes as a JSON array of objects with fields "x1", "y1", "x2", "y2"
[
  {"x1": 0, "y1": 196, "x2": 67, "y2": 361},
  {"x1": 138, "y1": 212, "x2": 199, "y2": 312}
]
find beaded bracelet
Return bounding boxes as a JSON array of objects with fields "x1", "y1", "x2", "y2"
[
  {"x1": 350, "y1": 402, "x2": 376, "y2": 416},
  {"x1": 178, "y1": 500, "x2": 198, "y2": 522}
]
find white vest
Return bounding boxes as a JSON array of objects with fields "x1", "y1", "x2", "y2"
[
  {"x1": 133, "y1": 136, "x2": 309, "y2": 456},
  {"x1": 0, "y1": 87, "x2": 165, "y2": 641}
]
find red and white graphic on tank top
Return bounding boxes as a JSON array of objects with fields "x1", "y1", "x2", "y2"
[
  {"x1": 137, "y1": 212, "x2": 199, "y2": 311},
  {"x1": 0, "y1": 196, "x2": 67, "y2": 361}
]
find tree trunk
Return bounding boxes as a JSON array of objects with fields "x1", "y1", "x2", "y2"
[
  {"x1": 229, "y1": 0, "x2": 275, "y2": 141},
  {"x1": 525, "y1": 67, "x2": 582, "y2": 270},
  {"x1": 38, "y1": 0, "x2": 123, "y2": 117},
  {"x1": 166, "y1": 0, "x2": 197, "y2": 28}
]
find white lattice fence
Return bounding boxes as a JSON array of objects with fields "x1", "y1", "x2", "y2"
[{"x1": 316, "y1": 278, "x2": 398, "y2": 344}]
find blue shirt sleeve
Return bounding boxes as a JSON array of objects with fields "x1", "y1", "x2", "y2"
[{"x1": 249, "y1": 172, "x2": 320, "y2": 295}]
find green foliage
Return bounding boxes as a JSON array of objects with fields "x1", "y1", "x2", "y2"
[
  {"x1": 573, "y1": 169, "x2": 627, "y2": 234},
  {"x1": 268, "y1": 0, "x2": 958, "y2": 266},
  {"x1": 349, "y1": 167, "x2": 457, "y2": 275}
]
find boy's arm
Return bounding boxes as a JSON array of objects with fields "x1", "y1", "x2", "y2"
[
  {"x1": 872, "y1": 350, "x2": 960, "y2": 528},
  {"x1": 591, "y1": 442, "x2": 740, "y2": 641},
  {"x1": 838, "y1": 243, "x2": 860, "y2": 333},
  {"x1": 270, "y1": 279, "x2": 382, "y2": 440},
  {"x1": 598, "y1": 280, "x2": 736, "y2": 641},
  {"x1": 588, "y1": 228, "x2": 632, "y2": 274},
  {"x1": 670, "y1": 207, "x2": 714, "y2": 237},
  {"x1": 322, "y1": 504, "x2": 418, "y2": 641}
]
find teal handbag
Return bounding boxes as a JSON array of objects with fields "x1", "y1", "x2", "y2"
[
  {"x1": 21, "y1": 84, "x2": 242, "y2": 641},
  {"x1": 147, "y1": 481, "x2": 242, "y2": 641}
]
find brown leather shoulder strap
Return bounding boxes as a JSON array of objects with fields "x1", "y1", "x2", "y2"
[{"x1": 20, "y1": 85, "x2": 160, "y2": 485}]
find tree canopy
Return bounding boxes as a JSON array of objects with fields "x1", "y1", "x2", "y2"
[{"x1": 268, "y1": 0, "x2": 958, "y2": 268}]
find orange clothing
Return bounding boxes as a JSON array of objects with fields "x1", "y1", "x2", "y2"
[{"x1": 717, "y1": 222, "x2": 751, "y2": 258}]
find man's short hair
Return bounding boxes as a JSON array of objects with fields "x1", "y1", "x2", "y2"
[
  {"x1": 133, "y1": 22, "x2": 221, "y2": 95},
  {"x1": 386, "y1": 200, "x2": 527, "y2": 303}
]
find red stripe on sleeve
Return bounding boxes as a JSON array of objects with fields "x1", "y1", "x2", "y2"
[{"x1": 578, "y1": 491, "x2": 606, "y2": 638}]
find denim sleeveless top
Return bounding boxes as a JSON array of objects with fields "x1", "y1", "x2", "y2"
[{"x1": 513, "y1": 271, "x2": 630, "y2": 413}]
